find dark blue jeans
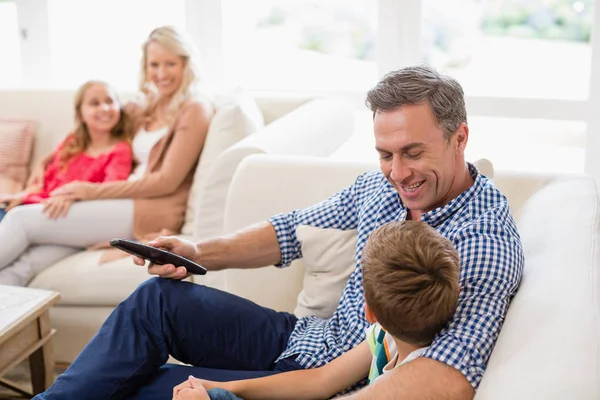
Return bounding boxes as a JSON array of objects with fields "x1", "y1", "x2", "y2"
[
  {"x1": 33, "y1": 278, "x2": 300, "y2": 400},
  {"x1": 0, "y1": 208, "x2": 6, "y2": 223}
]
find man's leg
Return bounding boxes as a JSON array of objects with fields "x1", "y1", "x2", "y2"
[{"x1": 34, "y1": 278, "x2": 298, "y2": 400}]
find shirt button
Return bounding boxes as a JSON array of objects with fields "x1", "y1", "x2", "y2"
[{"x1": 344, "y1": 344, "x2": 350, "y2": 351}]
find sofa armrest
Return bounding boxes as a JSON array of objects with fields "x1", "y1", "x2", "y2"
[{"x1": 192, "y1": 154, "x2": 377, "y2": 312}]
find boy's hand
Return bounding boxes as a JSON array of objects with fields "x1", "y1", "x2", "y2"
[{"x1": 173, "y1": 376, "x2": 210, "y2": 400}]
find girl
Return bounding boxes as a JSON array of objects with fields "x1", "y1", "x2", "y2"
[
  {"x1": 0, "y1": 26, "x2": 213, "y2": 284},
  {"x1": 0, "y1": 80, "x2": 134, "y2": 284}
]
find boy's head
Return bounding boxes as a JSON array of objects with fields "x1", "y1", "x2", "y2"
[{"x1": 362, "y1": 220, "x2": 460, "y2": 346}]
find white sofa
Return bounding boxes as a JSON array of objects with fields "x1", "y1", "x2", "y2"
[
  {"x1": 216, "y1": 154, "x2": 600, "y2": 400},
  {"x1": 0, "y1": 90, "x2": 356, "y2": 363}
]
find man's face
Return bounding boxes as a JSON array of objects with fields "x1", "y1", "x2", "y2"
[{"x1": 374, "y1": 103, "x2": 468, "y2": 217}]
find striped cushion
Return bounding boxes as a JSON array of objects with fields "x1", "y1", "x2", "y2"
[{"x1": 0, "y1": 119, "x2": 36, "y2": 193}]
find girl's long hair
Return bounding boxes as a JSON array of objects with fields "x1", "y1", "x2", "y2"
[
  {"x1": 137, "y1": 26, "x2": 202, "y2": 127},
  {"x1": 58, "y1": 80, "x2": 132, "y2": 169}
]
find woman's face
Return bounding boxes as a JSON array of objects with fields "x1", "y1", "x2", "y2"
[
  {"x1": 145, "y1": 41, "x2": 185, "y2": 99},
  {"x1": 79, "y1": 83, "x2": 121, "y2": 135}
]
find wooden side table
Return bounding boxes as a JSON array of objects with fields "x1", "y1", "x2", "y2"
[{"x1": 0, "y1": 285, "x2": 60, "y2": 397}]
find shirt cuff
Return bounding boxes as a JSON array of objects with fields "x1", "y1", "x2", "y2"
[{"x1": 269, "y1": 213, "x2": 298, "y2": 268}]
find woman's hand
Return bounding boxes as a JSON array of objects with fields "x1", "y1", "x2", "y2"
[
  {"x1": 51, "y1": 181, "x2": 93, "y2": 200},
  {"x1": 42, "y1": 196, "x2": 74, "y2": 219},
  {"x1": 133, "y1": 236, "x2": 200, "y2": 279},
  {"x1": 173, "y1": 376, "x2": 211, "y2": 400},
  {"x1": 0, "y1": 193, "x2": 24, "y2": 211}
]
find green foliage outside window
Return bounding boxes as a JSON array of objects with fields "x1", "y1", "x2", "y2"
[{"x1": 482, "y1": 0, "x2": 593, "y2": 42}]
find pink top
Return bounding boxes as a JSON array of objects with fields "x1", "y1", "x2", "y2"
[{"x1": 22, "y1": 135, "x2": 133, "y2": 204}]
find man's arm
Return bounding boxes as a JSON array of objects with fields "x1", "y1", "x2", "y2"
[
  {"x1": 340, "y1": 358, "x2": 474, "y2": 400},
  {"x1": 195, "y1": 221, "x2": 282, "y2": 271},
  {"x1": 143, "y1": 221, "x2": 282, "y2": 277},
  {"x1": 143, "y1": 172, "x2": 369, "y2": 278}
]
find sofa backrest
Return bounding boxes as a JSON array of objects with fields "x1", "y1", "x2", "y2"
[{"x1": 194, "y1": 96, "x2": 355, "y2": 240}]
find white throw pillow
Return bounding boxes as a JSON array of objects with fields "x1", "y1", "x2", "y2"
[
  {"x1": 180, "y1": 89, "x2": 264, "y2": 235},
  {"x1": 292, "y1": 158, "x2": 495, "y2": 319},
  {"x1": 294, "y1": 225, "x2": 357, "y2": 319}
]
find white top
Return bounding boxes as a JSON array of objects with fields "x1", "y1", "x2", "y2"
[
  {"x1": 128, "y1": 126, "x2": 169, "y2": 181},
  {"x1": 382, "y1": 346, "x2": 429, "y2": 374}
]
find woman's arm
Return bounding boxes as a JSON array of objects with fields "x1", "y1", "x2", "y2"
[
  {"x1": 78, "y1": 100, "x2": 212, "y2": 200},
  {"x1": 197, "y1": 341, "x2": 371, "y2": 400}
]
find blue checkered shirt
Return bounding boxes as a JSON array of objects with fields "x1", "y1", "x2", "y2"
[{"x1": 269, "y1": 163, "x2": 524, "y2": 389}]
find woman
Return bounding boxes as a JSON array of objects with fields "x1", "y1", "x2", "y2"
[{"x1": 0, "y1": 26, "x2": 213, "y2": 285}]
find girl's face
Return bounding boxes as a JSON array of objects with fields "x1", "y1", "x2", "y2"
[
  {"x1": 145, "y1": 41, "x2": 185, "y2": 98},
  {"x1": 79, "y1": 83, "x2": 121, "y2": 134}
]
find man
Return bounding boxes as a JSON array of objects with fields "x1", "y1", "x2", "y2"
[{"x1": 35, "y1": 65, "x2": 523, "y2": 400}]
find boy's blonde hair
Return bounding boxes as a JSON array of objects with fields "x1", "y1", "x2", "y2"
[{"x1": 362, "y1": 220, "x2": 460, "y2": 345}]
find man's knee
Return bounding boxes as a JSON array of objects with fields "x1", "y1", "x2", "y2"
[
  {"x1": 134, "y1": 277, "x2": 203, "y2": 303},
  {"x1": 137, "y1": 276, "x2": 180, "y2": 295}
]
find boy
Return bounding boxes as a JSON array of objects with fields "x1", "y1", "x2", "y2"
[{"x1": 173, "y1": 220, "x2": 460, "y2": 400}]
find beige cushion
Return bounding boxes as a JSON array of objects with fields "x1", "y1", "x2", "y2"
[
  {"x1": 180, "y1": 90, "x2": 264, "y2": 235},
  {"x1": 0, "y1": 119, "x2": 36, "y2": 192},
  {"x1": 476, "y1": 176, "x2": 600, "y2": 399},
  {"x1": 29, "y1": 250, "x2": 151, "y2": 306},
  {"x1": 293, "y1": 158, "x2": 495, "y2": 319},
  {"x1": 294, "y1": 226, "x2": 357, "y2": 318}
]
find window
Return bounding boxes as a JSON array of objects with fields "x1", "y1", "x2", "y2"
[
  {"x1": 221, "y1": 0, "x2": 378, "y2": 92},
  {"x1": 47, "y1": 0, "x2": 186, "y2": 89},
  {"x1": 0, "y1": 1, "x2": 23, "y2": 87},
  {"x1": 421, "y1": 0, "x2": 595, "y2": 100}
]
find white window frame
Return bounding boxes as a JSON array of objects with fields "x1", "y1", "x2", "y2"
[{"x1": 13, "y1": 0, "x2": 600, "y2": 182}]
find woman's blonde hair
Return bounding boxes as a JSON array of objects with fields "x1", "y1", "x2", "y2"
[
  {"x1": 58, "y1": 80, "x2": 132, "y2": 169},
  {"x1": 138, "y1": 25, "x2": 201, "y2": 125}
]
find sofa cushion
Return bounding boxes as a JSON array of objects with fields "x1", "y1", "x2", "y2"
[
  {"x1": 294, "y1": 225, "x2": 357, "y2": 318},
  {"x1": 180, "y1": 90, "x2": 264, "y2": 236},
  {"x1": 29, "y1": 250, "x2": 151, "y2": 306},
  {"x1": 292, "y1": 158, "x2": 495, "y2": 319},
  {"x1": 0, "y1": 119, "x2": 36, "y2": 193},
  {"x1": 475, "y1": 176, "x2": 600, "y2": 399}
]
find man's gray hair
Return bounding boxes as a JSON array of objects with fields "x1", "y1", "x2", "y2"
[{"x1": 365, "y1": 65, "x2": 467, "y2": 140}]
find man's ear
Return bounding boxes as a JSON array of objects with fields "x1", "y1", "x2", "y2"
[
  {"x1": 365, "y1": 303, "x2": 377, "y2": 324},
  {"x1": 454, "y1": 123, "x2": 469, "y2": 154}
]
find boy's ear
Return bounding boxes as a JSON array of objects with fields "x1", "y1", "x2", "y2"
[{"x1": 365, "y1": 303, "x2": 377, "y2": 324}]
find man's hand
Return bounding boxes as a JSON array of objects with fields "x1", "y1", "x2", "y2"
[
  {"x1": 51, "y1": 181, "x2": 93, "y2": 200},
  {"x1": 173, "y1": 376, "x2": 210, "y2": 400},
  {"x1": 42, "y1": 196, "x2": 74, "y2": 219},
  {"x1": 133, "y1": 236, "x2": 200, "y2": 279}
]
